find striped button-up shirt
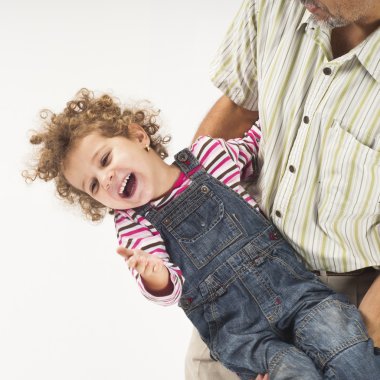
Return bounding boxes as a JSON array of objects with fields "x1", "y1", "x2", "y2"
[{"x1": 211, "y1": 0, "x2": 380, "y2": 272}]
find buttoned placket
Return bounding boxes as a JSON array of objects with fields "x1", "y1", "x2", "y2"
[{"x1": 271, "y1": 23, "x2": 347, "y2": 230}]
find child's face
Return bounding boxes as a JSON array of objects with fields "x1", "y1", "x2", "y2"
[{"x1": 63, "y1": 124, "x2": 170, "y2": 210}]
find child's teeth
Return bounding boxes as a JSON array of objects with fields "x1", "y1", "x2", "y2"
[{"x1": 119, "y1": 174, "x2": 131, "y2": 194}]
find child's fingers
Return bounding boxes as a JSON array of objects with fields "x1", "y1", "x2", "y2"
[
  {"x1": 122, "y1": 248, "x2": 165, "y2": 276},
  {"x1": 153, "y1": 260, "x2": 165, "y2": 273},
  {"x1": 144, "y1": 258, "x2": 162, "y2": 275},
  {"x1": 134, "y1": 255, "x2": 148, "y2": 274},
  {"x1": 127, "y1": 255, "x2": 147, "y2": 274},
  {"x1": 143, "y1": 260, "x2": 155, "y2": 276},
  {"x1": 126, "y1": 256, "x2": 137, "y2": 269},
  {"x1": 116, "y1": 246, "x2": 134, "y2": 259}
]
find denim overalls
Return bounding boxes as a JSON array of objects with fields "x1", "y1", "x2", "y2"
[{"x1": 135, "y1": 149, "x2": 380, "y2": 379}]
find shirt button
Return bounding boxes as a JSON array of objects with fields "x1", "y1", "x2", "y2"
[
  {"x1": 289, "y1": 165, "x2": 296, "y2": 173},
  {"x1": 275, "y1": 210, "x2": 282, "y2": 218},
  {"x1": 303, "y1": 116, "x2": 310, "y2": 124},
  {"x1": 323, "y1": 67, "x2": 332, "y2": 75}
]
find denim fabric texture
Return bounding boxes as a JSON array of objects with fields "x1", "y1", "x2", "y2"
[{"x1": 136, "y1": 149, "x2": 380, "y2": 379}]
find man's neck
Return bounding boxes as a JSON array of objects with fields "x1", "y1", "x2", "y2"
[{"x1": 331, "y1": 12, "x2": 380, "y2": 58}]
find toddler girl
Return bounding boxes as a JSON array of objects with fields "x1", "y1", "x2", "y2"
[{"x1": 24, "y1": 89, "x2": 380, "y2": 379}]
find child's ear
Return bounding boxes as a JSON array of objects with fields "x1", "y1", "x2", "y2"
[{"x1": 129, "y1": 123, "x2": 150, "y2": 145}]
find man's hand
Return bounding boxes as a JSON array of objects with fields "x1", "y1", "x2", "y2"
[
  {"x1": 359, "y1": 274, "x2": 380, "y2": 347},
  {"x1": 255, "y1": 374, "x2": 269, "y2": 380},
  {"x1": 117, "y1": 246, "x2": 173, "y2": 296}
]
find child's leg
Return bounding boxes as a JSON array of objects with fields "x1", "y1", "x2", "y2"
[
  {"x1": 204, "y1": 280, "x2": 327, "y2": 379},
  {"x1": 293, "y1": 294, "x2": 380, "y2": 379},
  {"x1": 324, "y1": 341, "x2": 380, "y2": 379},
  {"x1": 266, "y1": 342, "x2": 323, "y2": 380},
  {"x1": 215, "y1": 332, "x2": 324, "y2": 380}
]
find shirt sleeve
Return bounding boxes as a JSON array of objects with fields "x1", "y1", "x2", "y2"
[
  {"x1": 223, "y1": 122, "x2": 261, "y2": 175},
  {"x1": 114, "y1": 210, "x2": 184, "y2": 306},
  {"x1": 191, "y1": 122, "x2": 261, "y2": 185},
  {"x1": 210, "y1": 0, "x2": 259, "y2": 111}
]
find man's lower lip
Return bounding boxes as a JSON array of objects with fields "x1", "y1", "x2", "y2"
[{"x1": 305, "y1": 3, "x2": 320, "y2": 14}]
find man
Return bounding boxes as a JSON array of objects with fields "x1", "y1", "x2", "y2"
[{"x1": 186, "y1": 0, "x2": 380, "y2": 378}]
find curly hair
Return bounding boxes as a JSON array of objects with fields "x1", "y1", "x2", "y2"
[{"x1": 23, "y1": 88, "x2": 171, "y2": 221}]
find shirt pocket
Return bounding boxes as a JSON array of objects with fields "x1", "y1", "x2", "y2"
[
  {"x1": 317, "y1": 121, "x2": 380, "y2": 250},
  {"x1": 164, "y1": 184, "x2": 243, "y2": 269}
]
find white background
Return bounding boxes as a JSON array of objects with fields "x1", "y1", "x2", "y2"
[{"x1": 0, "y1": 1, "x2": 242, "y2": 379}]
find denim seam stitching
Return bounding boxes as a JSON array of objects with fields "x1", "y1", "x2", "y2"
[
  {"x1": 176, "y1": 214, "x2": 243, "y2": 269},
  {"x1": 268, "y1": 347, "x2": 297, "y2": 375},
  {"x1": 294, "y1": 299, "x2": 369, "y2": 367}
]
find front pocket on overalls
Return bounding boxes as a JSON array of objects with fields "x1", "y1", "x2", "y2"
[{"x1": 164, "y1": 184, "x2": 243, "y2": 268}]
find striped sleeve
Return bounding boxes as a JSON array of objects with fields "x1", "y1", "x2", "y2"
[
  {"x1": 191, "y1": 123, "x2": 261, "y2": 206},
  {"x1": 192, "y1": 122, "x2": 261, "y2": 178},
  {"x1": 223, "y1": 122, "x2": 261, "y2": 175},
  {"x1": 115, "y1": 209, "x2": 184, "y2": 306},
  {"x1": 210, "y1": 0, "x2": 259, "y2": 111}
]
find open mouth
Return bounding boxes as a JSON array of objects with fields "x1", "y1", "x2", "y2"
[{"x1": 119, "y1": 173, "x2": 137, "y2": 198}]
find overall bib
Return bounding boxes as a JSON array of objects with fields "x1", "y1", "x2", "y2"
[{"x1": 135, "y1": 149, "x2": 379, "y2": 379}]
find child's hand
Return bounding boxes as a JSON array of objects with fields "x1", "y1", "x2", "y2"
[
  {"x1": 116, "y1": 247, "x2": 166, "y2": 276},
  {"x1": 117, "y1": 246, "x2": 173, "y2": 296}
]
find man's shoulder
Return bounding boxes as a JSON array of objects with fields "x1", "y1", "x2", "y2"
[
  {"x1": 255, "y1": 0, "x2": 306, "y2": 28},
  {"x1": 256, "y1": 0, "x2": 304, "y2": 13}
]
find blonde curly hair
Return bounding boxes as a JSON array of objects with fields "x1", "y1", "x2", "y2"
[{"x1": 23, "y1": 88, "x2": 170, "y2": 221}]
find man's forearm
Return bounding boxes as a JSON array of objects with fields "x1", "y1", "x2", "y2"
[{"x1": 194, "y1": 95, "x2": 259, "y2": 141}]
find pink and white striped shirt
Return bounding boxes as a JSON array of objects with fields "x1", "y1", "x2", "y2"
[{"x1": 114, "y1": 124, "x2": 261, "y2": 306}]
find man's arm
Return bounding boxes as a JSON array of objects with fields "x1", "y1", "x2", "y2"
[
  {"x1": 359, "y1": 274, "x2": 380, "y2": 347},
  {"x1": 193, "y1": 95, "x2": 259, "y2": 141}
]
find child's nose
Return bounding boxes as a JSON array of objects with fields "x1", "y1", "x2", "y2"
[{"x1": 102, "y1": 171, "x2": 114, "y2": 191}]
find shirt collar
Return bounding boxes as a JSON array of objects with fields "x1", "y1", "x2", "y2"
[
  {"x1": 297, "y1": 10, "x2": 380, "y2": 83},
  {"x1": 296, "y1": 10, "x2": 313, "y2": 31},
  {"x1": 354, "y1": 27, "x2": 380, "y2": 83}
]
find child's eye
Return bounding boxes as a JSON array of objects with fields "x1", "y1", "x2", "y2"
[
  {"x1": 101, "y1": 152, "x2": 110, "y2": 167},
  {"x1": 90, "y1": 179, "x2": 99, "y2": 194}
]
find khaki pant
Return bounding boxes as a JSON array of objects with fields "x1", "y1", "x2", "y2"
[{"x1": 184, "y1": 270, "x2": 379, "y2": 380}]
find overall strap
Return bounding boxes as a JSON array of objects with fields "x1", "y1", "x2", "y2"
[
  {"x1": 174, "y1": 148, "x2": 204, "y2": 179},
  {"x1": 134, "y1": 148, "x2": 205, "y2": 217}
]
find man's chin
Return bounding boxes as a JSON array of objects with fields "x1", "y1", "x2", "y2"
[
  {"x1": 300, "y1": 0, "x2": 349, "y2": 28},
  {"x1": 311, "y1": 14, "x2": 349, "y2": 28}
]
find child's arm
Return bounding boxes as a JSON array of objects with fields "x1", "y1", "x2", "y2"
[
  {"x1": 117, "y1": 247, "x2": 173, "y2": 296},
  {"x1": 192, "y1": 122, "x2": 261, "y2": 179},
  {"x1": 114, "y1": 209, "x2": 184, "y2": 306},
  {"x1": 224, "y1": 122, "x2": 261, "y2": 173}
]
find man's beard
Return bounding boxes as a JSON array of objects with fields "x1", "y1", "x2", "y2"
[{"x1": 300, "y1": 0, "x2": 349, "y2": 28}]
